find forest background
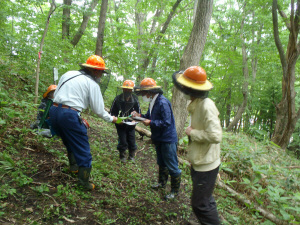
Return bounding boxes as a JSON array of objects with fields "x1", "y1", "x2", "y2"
[{"x1": 0, "y1": 0, "x2": 300, "y2": 224}]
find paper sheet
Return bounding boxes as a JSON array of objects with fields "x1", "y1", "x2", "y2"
[{"x1": 123, "y1": 121, "x2": 138, "y2": 126}]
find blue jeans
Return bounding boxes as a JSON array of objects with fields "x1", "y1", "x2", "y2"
[
  {"x1": 49, "y1": 105, "x2": 92, "y2": 168},
  {"x1": 154, "y1": 142, "x2": 181, "y2": 177}
]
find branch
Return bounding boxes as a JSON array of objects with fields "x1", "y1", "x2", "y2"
[
  {"x1": 141, "y1": 0, "x2": 183, "y2": 70},
  {"x1": 295, "y1": 0, "x2": 300, "y2": 48},
  {"x1": 278, "y1": 6, "x2": 291, "y2": 30},
  {"x1": 135, "y1": 125, "x2": 151, "y2": 137},
  {"x1": 70, "y1": 0, "x2": 99, "y2": 46},
  {"x1": 284, "y1": 166, "x2": 300, "y2": 169},
  {"x1": 272, "y1": 0, "x2": 287, "y2": 70},
  {"x1": 158, "y1": 0, "x2": 183, "y2": 37},
  {"x1": 296, "y1": 107, "x2": 300, "y2": 120},
  {"x1": 150, "y1": 7, "x2": 164, "y2": 34}
]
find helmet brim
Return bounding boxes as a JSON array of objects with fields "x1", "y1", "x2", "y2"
[
  {"x1": 134, "y1": 86, "x2": 163, "y2": 95},
  {"x1": 119, "y1": 86, "x2": 134, "y2": 89},
  {"x1": 172, "y1": 71, "x2": 212, "y2": 98},
  {"x1": 174, "y1": 71, "x2": 213, "y2": 91},
  {"x1": 79, "y1": 63, "x2": 109, "y2": 71}
]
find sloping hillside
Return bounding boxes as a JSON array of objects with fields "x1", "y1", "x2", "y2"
[{"x1": 0, "y1": 75, "x2": 299, "y2": 224}]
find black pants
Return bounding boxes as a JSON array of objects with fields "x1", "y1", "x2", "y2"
[
  {"x1": 191, "y1": 166, "x2": 220, "y2": 225},
  {"x1": 116, "y1": 124, "x2": 137, "y2": 155}
]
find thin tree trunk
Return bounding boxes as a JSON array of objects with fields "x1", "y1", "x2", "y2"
[
  {"x1": 134, "y1": 0, "x2": 146, "y2": 82},
  {"x1": 62, "y1": 0, "x2": 72, "y2": 63},
  {"x1": 95, "y1": 0, "x2": 108, "y2": 56},
  {"x1": 62, "y1": 0, "x2": 72, "y2": 40},
  {"x1": 227, "y1": 4, "x2": 249, "y2": 132},
  {"x1": 226, "y1": 88, "x2": 231, "y2": 128},
  {"x1": 34, "y1": 1, "x2": 56, "y2": 104},
  {"x1": 172, "y1": 0, "x2": 213, "y2": 138},
  {"x1": 141, "y1": 0, "x2": 183, "y2": 68}
]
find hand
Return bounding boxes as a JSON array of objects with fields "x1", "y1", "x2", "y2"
[
  {"x1": 112, "y1": 116, "x2": 117, "y2": 123},
  {"x1": 185, "y1": 126, "x2": 193, "y2": 136},
  {"x1": 131, "y1": 111, "x2": 140, "y2": 117},
  {"x1": 143, "y1": 119, "x2": 151, "y2": 126}
]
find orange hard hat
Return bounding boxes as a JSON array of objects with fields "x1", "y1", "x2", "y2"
[
  {"x1": 80, "y1": 55, "x2": 108, "y2": 70},
  {"x1": 133, "y1": 77, "x2": 162, "y2": 95},
  {"x1": 174, "y1": 66, "x2": 213, "y2": 91},
  {"x1": 140, "y1": 78, "x2": 157, "y2": 88},
  {"x1": 183, "y1": 66, "x2": 207, "y2": 84},
  {"x1": 43, "y1": 85, "x2": 57, "y2": 98},
  {"x1": 120, "y1": 80, "x2": 134, "y2": 89}
]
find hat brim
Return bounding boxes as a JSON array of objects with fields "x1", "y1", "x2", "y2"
[
  {"x1": 134, "y1": 86, "x2": 163, "y2": 95},
  {"x1": 80, "y1": 63, "x2": 108, "y2": 71},
  {"x1": 119, "y1": 86, "x2": 134, "y2": 89},
  {"x1": 175, "y1": 72, "x2": 213, "y2": 91}
]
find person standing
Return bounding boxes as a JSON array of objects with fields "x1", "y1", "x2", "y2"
[
  {"x1": 173, "y1": 66, "x2": 222, "y2": 224},
  {"x1": 110, "y1": 80, "x2": 141, "y2": 163},
  {"x1": 49, "y1": 55, "x2": 117, "y2": 191},
  {"x1": 132, "y1": 78, "x2": 181, "y2": 200}
]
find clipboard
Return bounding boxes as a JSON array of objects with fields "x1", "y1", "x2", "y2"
[{"x1": 131, "y1": 116, "x2": 146, "y2": 121}]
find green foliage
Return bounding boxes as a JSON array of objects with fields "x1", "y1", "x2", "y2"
[
  {"x1": 0, "y1": 152, "x2": 15, "y2": 171},
  {"x1": 221, "y1": 132, "x2": 300, "y2": 223},
  {"x1": 0, "y1": 0, "x2": 300, "y2": 224}
]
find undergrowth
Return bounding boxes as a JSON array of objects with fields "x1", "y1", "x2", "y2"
[{"x1": 0, "y1": 76, "x2": 299, "y2": 224}]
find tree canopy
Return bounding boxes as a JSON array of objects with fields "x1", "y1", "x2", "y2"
[{"x1": 1, "y1": 0, "x2": 300, "y2": 149}]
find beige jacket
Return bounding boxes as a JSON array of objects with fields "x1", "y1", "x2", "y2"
[{"x1": 187, "y1": 98, "x2": 222, "y2": 172}]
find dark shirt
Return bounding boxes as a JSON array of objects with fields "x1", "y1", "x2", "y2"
[
  {"x1": 110, "y1": 93, "x2": 141, "y2": 122},
  {"x1": 142, "y1": 94, "x2": 178, "y2": 143}
]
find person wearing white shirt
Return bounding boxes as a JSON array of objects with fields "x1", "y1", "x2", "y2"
[{"x1": 49, "y1": 55, "x2": 117, "y2": 191}]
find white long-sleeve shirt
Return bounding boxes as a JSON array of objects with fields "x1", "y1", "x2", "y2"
[{"x1": 53, "y1": 70, "x2": 113, "y2": 122}]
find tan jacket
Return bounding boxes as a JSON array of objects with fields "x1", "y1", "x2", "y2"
[{"x1": 187, "y1": 98, "x2": 222, "y2": 172}]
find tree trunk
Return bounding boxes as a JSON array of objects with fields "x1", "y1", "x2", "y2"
[
  {"x1": 70, "y1": 0, "x2": 99, "y2": 47},
  {"x1": 172, "y1": 0, "x2": 213, "y2": 138},
  {"x1": 227, "y1": 4, "x2": 249, "y2": 132},
  {"x1": 271, "y1": 0, "x2": 300, "y2": 149},
  {"x1": 134, "y1": 0, "x2": 146, "y2": 83},
  {"x1": 95, "y1": 0, "x2": 108, "y2": 56},
  {"x1": 225, "y1": 88, "x2": 231, "y2": 127},
  {"x1": 62, "y1": 0, "x2": 72, "y2": 40},
  {"x1": 34, "y1": 1, "x2": 56, "y2": 104}
]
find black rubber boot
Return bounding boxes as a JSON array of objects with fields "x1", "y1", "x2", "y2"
[
  {"x1": 128, "y1": 149, "x2": 136, "y2": 163},
  {"x1": 119, "y1": 151, "x2": 126, "y2": 163},
  {"x1": 165, "y1": 173, "x2": 181, "y2": 200},
  {"x1": 67, "y1": 151, "x2": 79, "y2": 173},
  {"x1": 78, "y1": 167, "x2": 95, "y2": 191},
  {"x1": 151, "y1": 167, "x2": 169, "y2": 189}
]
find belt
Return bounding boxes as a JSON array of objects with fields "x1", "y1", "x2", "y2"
[{"x1": 53, "y1": 103, "x2": 80, "y2": 112}]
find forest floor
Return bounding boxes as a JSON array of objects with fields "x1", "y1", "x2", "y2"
[
  {"x1": 0, "y1": 113, "x2": 206, "y2": 225},
  {"x1": 1, "y1": 93, "x2": 299, "y2": 225}
]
